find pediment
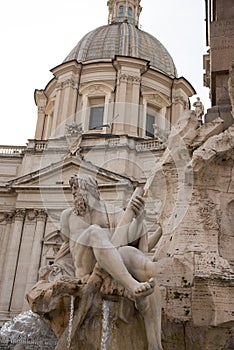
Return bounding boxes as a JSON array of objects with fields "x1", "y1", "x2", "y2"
[
  {"x1": 142, "y1": 91, "x2": 171, "y2": 108},
  {"x1": 8, "y1": 156, "x2": 131, "y2": 189}
]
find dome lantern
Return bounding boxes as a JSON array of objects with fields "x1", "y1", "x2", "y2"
[{"x1": 107, "y1": 0, "x2": 142, "y2": 27}]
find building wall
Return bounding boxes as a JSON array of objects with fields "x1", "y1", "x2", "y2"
[{"x1": 204, "y1": 0, "x2": 234, "y2": 128}]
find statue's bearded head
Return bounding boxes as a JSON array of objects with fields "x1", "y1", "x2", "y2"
[{"x1": 69, "y1": 174, "x2": 100, "y2": 216}]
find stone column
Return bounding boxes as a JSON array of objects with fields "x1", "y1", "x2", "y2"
[
  {"x1": 0, "y1": 209, "x2": 26, "y2": 313},
  {"x1": 34, "y1": 90, "x2": 47, "y2": 140},
  {"x1": 51, "y1": 84, "x2": 63, "y2": 136},
  {"x1": 104, "y1": 93, "x2": 111, "y2": 126},
  {"x1": 60, "y1": 78, "x2": 78, "y2": 122},
  {"x1": 81, "y1": 95, "x2": 89, "y2": 130},
  {"x1": 51, "y1": 61, "x2": 81, "y2": 137},
  {"x1": 171, "y1": 93, "x2": 186, "y2": 125},
  {"x1": 140, "y1": 98, "x2": 147, "y2": 137},
  {"x1": 35, "y1": 106, "x2": 46, "y2": 139},
  {"x1": 0, "y1": 212, "x2": 14, "y2": 281},
  {"x1": 22, "y1": 210, "x2": 47, "y2": 310},
  {"x1": 113, "y1": 72, "x2": 128, "y2": 134},
  {"x1": 43, "y1": 113, "x2": 53, "y2": 139},
  {"x1": 129, "y1": 76, "x2": 141, "y2": 136}
]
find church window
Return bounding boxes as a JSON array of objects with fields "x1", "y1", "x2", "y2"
[
  {"x1": 89, "y1": 106, "x2": 104, "y2": 130},
  {"x1": 119, "y1": 6, "x2": 124, "y2": 21},
  {"x1": 128, "y1": 7, "x2": 133, "y2": 21},
  {"x1": 88, "y1": 97, "x2": 105, "y2": 130},
  {"x1": 80, "y1": 84, "x2": 113, "y2": 134},
  {"x1": 146, "y1": 114, "x2": 155, "y2": 138}
]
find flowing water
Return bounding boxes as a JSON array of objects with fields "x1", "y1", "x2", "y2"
[
  {"x1": 101, "y1": 300, "x2": 111, "y2": 350},
  {"x1": 67, "y1": 295, "x2": 75, "y2": 350}
]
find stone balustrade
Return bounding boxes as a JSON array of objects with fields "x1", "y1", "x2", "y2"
[
  {"x1": 34, "y1": 141, "x2": 48, "y2": 151},
  {"x1": 0, "y1": 141, "x2": 48, "y2": 155},
  {"x1": 106, "y1": 137, "x2": 166, "y2": 152},
  {"x1": 136, "y1": 139, "x2": 165, "y2": 152},
  {"x1": 107, "y1": 138, "x2": 121, "y2": 147},
  {"x1": 0, "y1": 145, "x2": 26, "y2": 155}
]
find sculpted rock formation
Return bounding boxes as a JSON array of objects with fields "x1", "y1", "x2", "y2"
[
  {"x1": 152, "y1": 111, "x2": 234, "y2": 349},
  {"x1": 0, "y1": 311, "x2": 57, "y2": 349}
]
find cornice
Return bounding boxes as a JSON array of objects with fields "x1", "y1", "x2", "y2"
[{"x1": 51, "y1": 60, "x2": 82, "y2": 78}]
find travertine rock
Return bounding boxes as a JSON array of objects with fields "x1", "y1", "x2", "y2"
[
  {"x1": 26, "y1": 271, "x2": 147, "y2": 350},
  {"x1": 152, "y1": 113, "x2": 234, "y2": 349}
]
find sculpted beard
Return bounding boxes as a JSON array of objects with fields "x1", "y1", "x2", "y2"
[{"x1": 73, "y1": 191, "x2": 88, "y2": 216}]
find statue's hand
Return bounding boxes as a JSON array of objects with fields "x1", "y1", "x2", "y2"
[{"x1": 130, "y1": 195, "x2": 145, "y2": 217}]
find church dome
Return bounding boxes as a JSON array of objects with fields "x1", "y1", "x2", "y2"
[
  {"x1": 64, "y1": 0, "x2": 177, "y2": 77},
  {"x1": 64, "y1": 23, "x2": 177, "y2": 78}
]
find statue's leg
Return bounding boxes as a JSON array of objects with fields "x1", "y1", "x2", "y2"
[
  {"x1": 118, "y1": 246, "x2": 157, "y2": 280},
  {"x1": 75, "y1": 224, "x2": 154, "y2": 297},
  {"x1": 119, "y1": 246, "x2": 163, "y2": 350}
]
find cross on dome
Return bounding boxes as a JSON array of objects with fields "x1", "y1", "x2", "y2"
[{"x1": 107, "y1": 0, "x2": 142, "y2": 27}]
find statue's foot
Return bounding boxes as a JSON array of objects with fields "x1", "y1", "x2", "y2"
[
  {"x1": 134, "y1": 278, "x2": 155, "y2": 298},
  {"x1": 134, "y1": 278, "x2": 155, "y2": 313}
]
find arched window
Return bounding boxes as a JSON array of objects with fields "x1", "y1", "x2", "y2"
[
  {"x1": 119, "y1": 6, "x2": 124, "y2": 21},
  {"x1": 128, "y1": 7, "x2": 133, "y2": 21}
]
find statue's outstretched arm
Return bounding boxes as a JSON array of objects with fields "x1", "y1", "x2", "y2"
[{"x1": 148, "y1": 224, "x2": 162, "y2": 252}]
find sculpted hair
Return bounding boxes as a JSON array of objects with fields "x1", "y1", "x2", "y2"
[{"x1": 69, "y1": 174, "x2": 100, "y2": 200}]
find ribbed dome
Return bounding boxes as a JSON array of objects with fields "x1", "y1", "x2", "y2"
[{"x1": 64, "y1": 23, "x2": 177, "y2": 77}]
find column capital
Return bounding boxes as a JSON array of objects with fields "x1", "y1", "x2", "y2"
[
  {"x1": 14, "y1": 209, "x2": 26, "y2": 221},
  {"x1": 0, "y1": 212, "x2": 14, "y2": 223},
  {"x1": 35, "y1": 209, "x2": 48, "y2": 221},
  {"x1": 56, "y1": 78, "x2": 77, "y2": 91}
]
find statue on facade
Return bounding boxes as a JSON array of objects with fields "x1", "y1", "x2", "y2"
[
  {"x1": 193, "y1": 97, "x2": 204, "y2": 123},
  {"x1": 65, "y1": 122, "x2": 83, "y2": 155},
  {"x1": 27, "y1": 174, "x2": 163, "y2": 350}
]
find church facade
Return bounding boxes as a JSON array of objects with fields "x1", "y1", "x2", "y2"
[
  {"x1": 0, "y1": 0, "x2": 197, "y2": 325},
  {"x1": 204, "y1": 0, "x2": 234, "y2": 127}
]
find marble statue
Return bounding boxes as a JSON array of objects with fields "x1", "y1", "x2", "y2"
[
  {"x1": 60, "y1": 174, "x2": 163, "y2": 350},
  {"x1": 27, "y1": 174, "x2": 163, "y2": 350},
  {"x1": 193, "y1": 97, "x2": 204, "y2": 123},
  {"x1": 65, "y1": 122, "x2": 83, "y2": 155}
]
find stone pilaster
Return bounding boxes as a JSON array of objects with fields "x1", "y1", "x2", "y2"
[
  {"x1": 51, "y1": 61, "x2": 81, "y2": 137},
  {"x1": 171, "y1": 93, "x2": 188, "y2": 124},
  {"x1": 114, "y1": 72, "x2": 128, "y2": 134},
  {"x1": 0, "y1": 212, "x2": 14, "y2": 282},
  {"x1": 129, "y1": 74, "x2": 141, "y2": 135},
  {"x1": 34, "y1": 90, "x2": 47, "y2": 140},
  {"x1": 22, "y1": 210, "x2": 47, "y2": 310},
  {"x1": 0, "y1": 209, "x2": 26, "y2": 313},
  {"x1": 113, "y1": 57, "x2": 148, "y2": 136}
]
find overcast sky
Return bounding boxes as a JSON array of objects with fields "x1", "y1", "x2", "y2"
[{"x1": 0, "y1": 0, "x2": 210, "y2": 145}]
